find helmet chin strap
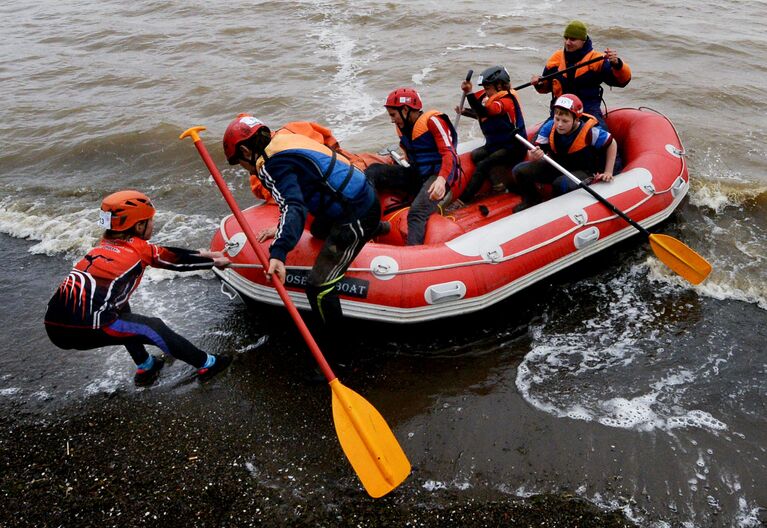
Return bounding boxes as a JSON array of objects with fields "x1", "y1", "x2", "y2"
[
  {"x1": 398, "y1": 108, "x2": 415, "y2": 135},
  {"x1": 242, "y1": 139, "x2": 268, "y2": 166}
]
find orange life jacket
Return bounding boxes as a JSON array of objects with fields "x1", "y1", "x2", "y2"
[{"x1": 548, "y1": 114, "x2": 602, "y2": 174}]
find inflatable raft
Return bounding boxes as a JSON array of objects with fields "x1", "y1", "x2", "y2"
[{"x1": 210, "y1": 107, "x2": 689, "y2": 323}]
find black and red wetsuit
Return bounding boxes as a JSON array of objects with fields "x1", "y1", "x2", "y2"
[{"x1": 44, "y1": 236, "x2": 215, "y2": 368}]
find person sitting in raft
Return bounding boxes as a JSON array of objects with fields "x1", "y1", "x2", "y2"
[
  {"x1": 453, "y1": 65, "x2": 527, "y2": 206},
  {"x1": 222, "y1": 114, "x2": 383, "y2": 333},
  {"x1": 511, "y1": 94, "x2": 617, "y2": 212},
  {"x1": 365, "y1": 87, "x2": 460, "y2": 245},
  {"x1": 44, "y1": 190, "x2": 232, "y2": 386},
  {"x1": 532, "y1": 19, "x2": 631, "y2": 130}
]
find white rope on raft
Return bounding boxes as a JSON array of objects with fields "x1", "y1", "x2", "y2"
[{"x1": 227, "y1": 171, "x2": 682, "y2": 277}]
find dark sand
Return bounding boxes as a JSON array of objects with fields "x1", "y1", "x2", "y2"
[{"x1": 1, "y1": 377, "x2": 636, "y2": 527}]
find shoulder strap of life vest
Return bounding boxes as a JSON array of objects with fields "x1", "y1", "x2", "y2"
[{"x1": 549, "y1": 114, "x2": 599, "y2": 155}]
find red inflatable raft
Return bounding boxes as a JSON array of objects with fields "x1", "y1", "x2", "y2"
[{"x1": 210, "y1": 107, "x2": 689, "y2": 323}]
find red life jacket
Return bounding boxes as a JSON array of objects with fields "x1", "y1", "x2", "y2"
[{"x1": 45, "y1": 238, "x2": 213, "y2": 329}]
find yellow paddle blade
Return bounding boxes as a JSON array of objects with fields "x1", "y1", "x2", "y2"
[
  {"x1": 330, "y1": 379, "x2": 411, "y2": 498},
  {"x1": 649, "y1": 233, "x2": 712, "y2": 285}
]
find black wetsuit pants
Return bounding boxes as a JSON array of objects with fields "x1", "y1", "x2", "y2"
[
  {"x1": 45, "y1": 304, "x2": 208, "y2": 368},
  {"x1": 305, "y1": 199, "x2": 381, "y2": 329}
]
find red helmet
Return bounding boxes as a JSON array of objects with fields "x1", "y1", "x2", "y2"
[
  {"x1": 553, "y1": 94, "x2": 583, "y2": 118},
  {"x1": 384, "y1": 88, "x2": 422, "y2": 111},
  {"x1": 223, "y1": 113, "x2": 269, "y2": 165},
  {"x1": 99, "y1": 190, "x2": 155, "y2": 231}
]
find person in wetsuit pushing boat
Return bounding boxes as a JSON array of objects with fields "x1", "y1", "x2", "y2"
[{"x1": 44, "y1": 190, "x2": 232, "y2": 386}]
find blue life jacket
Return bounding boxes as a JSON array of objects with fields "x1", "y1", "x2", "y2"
[
  {"x1": 258, "y1": 134, "x2": 375, "y2": 220},
  {"x1": 548, "y1": 114, "x2": 601, "y2": 174},
  {"x1": 478, "y1": 90, "x2": 527, "y2": 150},
  {"x1": 399, "y1": 110, "x2": 459, "y2": 183}
]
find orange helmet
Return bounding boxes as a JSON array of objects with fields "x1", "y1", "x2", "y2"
[
  {"x1": 99, "y1": 190, "x2": 155, "y2": 231},
  {"x1": 553, "y1": 94, "x2": 583, "y2": 118},
  {"x1": 223, "y1": 113, "x2": 270, "y2": 165},
  {"x1": 385, "y1": 88, "x2": 422, "y2": 111}
]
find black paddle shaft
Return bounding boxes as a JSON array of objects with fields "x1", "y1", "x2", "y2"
[
  {"x1": 573, "y1": 176, "x2": 652, "y2": 237},
  {"x1": 514, "y1": 133, "x2": 651, "y2": 238},
  {"x1": 513, "y1": 55, "x2": 606, "y2": 91}
]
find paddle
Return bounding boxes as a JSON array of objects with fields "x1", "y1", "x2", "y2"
[
  {"x1": 454, "y1": 69, "x2": 473, "y2": 127},
  {"x1": 514, "y1": 134, "x2": 712, "y2": 285},
  {"x1": 180, "y1": 126, "x2": 411, "y2": 497},
  {"x1": 513, "y1": 55, "x2": 606, "y2": 91}
]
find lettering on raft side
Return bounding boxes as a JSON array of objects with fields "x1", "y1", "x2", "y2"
[{"x1": 284, "y1": 270, "x2": 370, "y2": 299}]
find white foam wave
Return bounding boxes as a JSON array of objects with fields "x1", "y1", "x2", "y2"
[
  {"x1": 0, "y1": 200, "x2": 100, "y2": 256},
  {"x1": 83, "y1": 366, "x2": 123, "y2": 396},
  {"x1": 411, "y1": 67, "x2": 435, "y2": 86},
  {"x1": 735, "y1": 498, "x2": 763, "y2": 528},
  {"x1": 309, "y1": 5, "x2": 380, "y2": 140},
  {"x1": 646, "y1": 256, "x2": 767, "y2": 311},
  {"x1": 445, "y1": 43, "x2": 536, "y2": 52},
  {"x1": 689, "y1": 180, "x2": 767, "y2": 213},
  {"x1": 422, "y1": 478, "x2": 472, "y2": 492},
  {"x1": 689, "y1": 147, "x2": 767, "y2": 212},
  {"x1": 1, "y1": 197, "x2": 221, "y2": 282},
  {"x1": 515, "y1": 270, "x2": 730, "y2": 434}
]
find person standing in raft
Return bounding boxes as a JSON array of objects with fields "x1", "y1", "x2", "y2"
[
  {"x1": 222, "y1": 114, "x2": 382, "y2": 332},
  {"x1": 532, "y1": 19, "x2": 631, "y2": 129},
  {"x1": 365, "y1": 88, "x2": 460, "y2": 245},
  {"x1": 44, "y1": 190, "x2": 232, "y2": 386},
  {"x1": 511, "y1": 94, "x2": 617, "y2": 211},
  {"x1": 453, "y1": 65, "x2": 527, "y2": 206}
]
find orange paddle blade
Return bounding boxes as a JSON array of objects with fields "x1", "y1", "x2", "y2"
[
  {"x1": 649, "y1": 233, "x2": 712, "y2": 285},
  {"x1": 330, "y1": 379, "x2": 411, "y2": 498}
]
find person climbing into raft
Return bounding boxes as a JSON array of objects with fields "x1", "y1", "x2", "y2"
[
  {"x1": 222, "y1": 114, "x2": 383, "y2": 339},
  {"x1": 511, "y1": 94, "x2": 617, "y2": 211},
  {"x1": 44, "y1": 190, "x2": 232, "y2": 386},
  {"x1": 453, "y1": 65, "x2": 528, "y2": 206},
  {"x1": 365, "y1": 87, "x2": 460, "y2": 245}
]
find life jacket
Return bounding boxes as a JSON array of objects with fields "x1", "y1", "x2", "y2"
[
  {"x1": 546, "y1": 49, "x2": 606, "y2": 104},
  {"x1": 548, "y1": 114, "x2": 602, "y2": 173},
  {"x1": 478, "y1": 90, "x2": 527, "y2": 149},
  {"x1": 399, "y1": 110, "x2": 459, "y2": 181},
  {"x1": 250, "y1": 122, "x2": 342, "y2": 201},
  {"x1": 44, "y1": 238, "x2": 213, "y2": 329},
  {"x1": 276, "y1": 121, "x2": 341, "y2": 150},
  {"x1": 250, "y1": 122, "x2": 389, "y2": 202},
  {"x1": 256, "y1": 133, "x2": 373, "y2": 219}
]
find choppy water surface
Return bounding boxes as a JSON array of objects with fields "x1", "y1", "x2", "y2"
[{"x1": 1, "y1": 0, "x2": 766, "y2": 526}]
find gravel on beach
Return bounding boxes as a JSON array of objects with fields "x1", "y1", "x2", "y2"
[{"x1": 1, "y1": 383, "x2": 636, "y2": 527}]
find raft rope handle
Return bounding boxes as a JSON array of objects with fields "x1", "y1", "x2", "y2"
[{"x1": 226, "y1": 175, "x2": 681, "y2": 275}]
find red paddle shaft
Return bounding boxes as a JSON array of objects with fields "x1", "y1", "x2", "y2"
[{"x1": 180, "y1": 127, "x2": 336, "y2": 382}]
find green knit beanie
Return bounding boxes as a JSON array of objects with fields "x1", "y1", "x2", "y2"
[{"x1": 563, "y1": 20, "x2": 588, "y2": 41}]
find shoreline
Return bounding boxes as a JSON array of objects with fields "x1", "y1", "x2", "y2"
[{"x1": 1, "y1": 389, "x2": 636, "y2": 527}]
